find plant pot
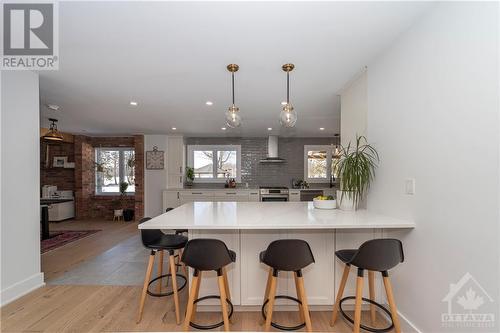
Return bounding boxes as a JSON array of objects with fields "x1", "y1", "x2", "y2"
[
  {"x1": 114, "y1": 209, "x2": 123, "y2": 217},
  {"x1": 336, "y1": 190, "x2": 357, "y2": 211},
  {"x1": 123, "y1": 209, "x2": 135, "y2": 221}
]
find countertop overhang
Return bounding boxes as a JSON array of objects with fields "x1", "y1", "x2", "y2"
[{"x1": 139, "y1": 202, "x2": 415, "y2": 230}]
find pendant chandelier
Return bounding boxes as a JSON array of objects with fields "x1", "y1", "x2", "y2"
[
  {"x1": 43, "y1": 118, "x2": 64, "y2": 142},
  {"x1": 280, "y1": 63, "x2": 297, "y2": 128},
  {"x1": 225, "y1": 64, "x2": 241, "y2": 128}
]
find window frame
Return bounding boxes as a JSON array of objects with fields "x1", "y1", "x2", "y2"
[
  {"x1": 304, "y1": 145, "x2": 337, "y2": 183},
  {"x1": 95, "y1": 147, "x2": 135, "y2": 195},
  {"x1": 187, "y1": 145, "x2": 242, "y2": 183}
]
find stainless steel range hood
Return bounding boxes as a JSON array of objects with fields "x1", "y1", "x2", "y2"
[{"x1": 259, "y1": 136, "x2": 285, "y2": 163}]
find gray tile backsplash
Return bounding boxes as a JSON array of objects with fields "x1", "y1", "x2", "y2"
[{"x1": 185, "y1": 137, "x2": 340, "y2": 188}]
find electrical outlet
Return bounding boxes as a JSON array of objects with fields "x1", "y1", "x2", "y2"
[{"x1": 405, "y1": 178, "x2": 415, "y2": 195}]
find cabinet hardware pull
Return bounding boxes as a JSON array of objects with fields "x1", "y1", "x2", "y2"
[
  {"x1": 179, "y1": 176, "x2": 182, "y2": 183},
  {"x1": 179, "y1": 166, "x2": 182, "y2": 173},
  {"x1": 192, "y1": 192, "x2": 202, "y2": 195},
  {"x1": 177, "y1": 192, "x2": 179, "y2": 199},
  {"x1": 226, "y1": 192, "x2": 236, "y2": 195}
]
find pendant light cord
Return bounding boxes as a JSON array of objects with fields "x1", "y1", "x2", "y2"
[
  {"x1": 232, "y1": 72, "x2": 235, "y2": 105},
  {"x1": 286, "y1": 71, "x2": 290, "y2": 103}
]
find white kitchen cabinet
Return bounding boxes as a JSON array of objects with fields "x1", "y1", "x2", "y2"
[
  {"x1": 287, "y1": 230, "x2": 335, "y2": 305},
  {"x1": 240, "y1": 230, "x2": 288, "y2": 305},
  {"x1": 289, "y1": 190, "x2": 300, "y2": 202},
  {"x1": 163, "y1": 191, "x2": 180, "y2": 210},
  {"x1": 213, "y1": 191, "x2": 250, "y2": 202},
  {"x1": 166, "y1": 136, "x2": 184, "y2": 189},
  {"x1": 248, "y1": 190, "x2": 260, "y2": 202},
  {"x1": 188, "y1": 230, "x2": 241, "y2": 305}
]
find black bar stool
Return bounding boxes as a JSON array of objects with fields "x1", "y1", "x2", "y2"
[
  {"x1": 181, "y1": 238, "x2": 236, "y2": 332},
  {"x1": 330, "y1": 238, "x2": 404, "y2": 333},
  {"x1": 136, "y1": 217, "x2": 188, "y2": 325},
  {"x1": 260, "y1": 239, "x2": 315, "y2": 332},
  {"x1": 165, "y1": 207, "x2": 188, "y2": 275}
]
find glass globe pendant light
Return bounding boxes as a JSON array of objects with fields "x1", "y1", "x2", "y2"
[
  {"x1": 225, "y1": 64, "x2": 241, "y2": 128},
  {"x1": 280, "y1": 63, "x2": 297, "y2": 128}
]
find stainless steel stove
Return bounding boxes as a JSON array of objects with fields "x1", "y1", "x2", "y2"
[{"x1": 259, "y1": 186, "x2": 289, "y2": 201}]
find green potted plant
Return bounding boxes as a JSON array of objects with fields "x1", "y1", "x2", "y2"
[
  {"x1": 119, "y1": 182, "x2": 134, "y2": 221},
  {"x1": 185, "y1": 166, "x2": 195, "y2": 187},
  {"x1": 333, "y1": 135, "x2": 379, "y2": 210}
]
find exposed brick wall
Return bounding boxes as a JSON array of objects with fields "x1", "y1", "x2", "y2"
[
  {"x1": 74, "y1": 135, "x2": 94, "y2": 219},
  {"x1": 134, "y1": 135, "x2": 144, "y2": 220},
  {"x1": 40, "y1": 139, "x2": 75, "y2": 191},
  {"x1": 74, "y1": 135, "x2": 144, "y2": 220}
]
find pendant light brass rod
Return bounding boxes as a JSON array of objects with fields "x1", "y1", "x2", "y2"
[
  {"x1": 232, "y1": 72, "x2": 235, "y2": 105},
  {"x1": 287, "y1": 71, "x2": 290, "y2": 104}
]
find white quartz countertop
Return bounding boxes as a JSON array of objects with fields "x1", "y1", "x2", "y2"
[{"x1": 139, "y1": 202, "x2": 415, "y2": 230}]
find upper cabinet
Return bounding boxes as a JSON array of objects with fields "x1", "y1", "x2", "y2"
[{"x1": 166, "y1": 136, "x2": 185, "y2": 189}]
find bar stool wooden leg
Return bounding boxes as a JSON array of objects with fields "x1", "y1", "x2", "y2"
[
  {"x1": 157, "y1": 250, "x2": 163, "y2": 293},
  {"x1": 168, "y1": 252, "x2": 181, "y2": 325},
  {"x1": 353, "y1": 268, "x2": 364, "y2": 333},
  {"x1": 191, "y1": 271, "x2": 202, "y2": 322},
  {"x1": 382, "y1": 272, "x2": 401, "y2": 333},
  {"x1": 183, "y1": 271, "x2": 200, "y2": 331},
  {"x1": 217, "y1": 272, "x2": 231, "y2": 332},
  {"x1": 368, "y1": 270, "x2": 376, "y2": 325},
  {"x1": 137, "y1": 251, "x2": 155, "y2": 324},
  {"x1": 294, "y1": 272, "x2": 305, "y2": 323},
  {"x1": 222, "y1": 267, "x2": 234, "y2": 324},
  {"x1": 264, "y1": 273, "x2": 277, "y2": 332},
  {"x1": 296, "y1": 272, "x2": 312, "y2": 332},
  {"x1": 260, "y1": 268, "x2": 273, "y2": 325},
  {"x1": 331, "y1": 264, "x2": 350, "y2": 326}
]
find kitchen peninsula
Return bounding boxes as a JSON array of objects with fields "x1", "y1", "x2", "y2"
[{"x1": 139, "y1": 202, "x2": 414, "y2": 309}]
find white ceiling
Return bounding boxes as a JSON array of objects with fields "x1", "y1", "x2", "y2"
[{"x1": 39, "y1": 1, "x2": 432, "y2": 137}]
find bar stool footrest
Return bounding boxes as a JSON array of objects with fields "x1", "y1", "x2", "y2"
[
  {"x1": 261, "y1": 295, "x2": 306, "y2": 331},
  {"x1": 146, "y1": 273, "x2": 186, "y2": 297},
  {"x1": 189, "y1": 295, "x2": 234, "y2": 330},
  {"x1": 339, "y1": 296, "x2": 394, "y2": 332}
]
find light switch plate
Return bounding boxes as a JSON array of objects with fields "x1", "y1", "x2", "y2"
[{"x1": 405, "y1": 178, "x2": 415, "y2": 195}]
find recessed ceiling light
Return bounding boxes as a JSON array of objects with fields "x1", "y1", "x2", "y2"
[
  {"x1": 46, "y1": 104, "x2": 60, "y2": 111},
  {"x1": 221, "y1": 127, "x2": 227, "y2": 131},
  {"x1": 206, "y1": 101, "x2": 213, "y2": 106},
  {"x1": 319, "y1": 127, "x2": 325, "y2": 131},
  {"x1": 171, "y1": 127, "x2": 177, "y2": 130},
  {"x1": 281, "y1": 101, "x2": 287, "y2": 105},
  {"x1": 267, "y1": 127, "x2": 272, "y2": 131},
  {"x1": 130, "y1": 101, "x2": 138, "y2": 106}
]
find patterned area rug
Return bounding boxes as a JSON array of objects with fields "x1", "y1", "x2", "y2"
[{"x1": 41, "y1": 230, "x2": 101, "y2": 254}]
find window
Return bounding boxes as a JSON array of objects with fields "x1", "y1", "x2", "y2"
[
  {"x1": 95, "y1": 148, "x2": 135, "y2": 194},
  {"x1": 187, "y1": 145, "x2": 241, "y2": 182},
  {"x1": 304, "y1": 145, "x2": 338, "y2": 183}
]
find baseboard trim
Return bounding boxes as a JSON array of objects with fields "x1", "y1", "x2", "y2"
[
  {"x1": 377, "y1": 303, "x2": 423, "y2": 333},
  {"x1": 0, "y1": 272, "x2": 45, "y2": 307}
]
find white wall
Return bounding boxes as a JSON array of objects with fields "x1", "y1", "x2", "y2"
[
  {"x1": 144, "y1": 135, "x2": 168, "y2": 217},
  {"x1": 1, "y1": 71, "x2": 44, "y2": 306},
  {"x1": 365, "y1": 2, "x2": 499, "y2": 332},
  {"x1": 340, "y1": 70, "x2": 367, "y2": 146}
]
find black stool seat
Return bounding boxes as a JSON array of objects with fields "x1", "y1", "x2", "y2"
[
  {"x1": 335, "y1": 249, "x2": 357, "y2": 264},
  {"x1": 144, "y1": 234, "x2": 187, "y2": 250},
  {"x1": 335, "y1": 238, "x2": 404, "y2": 272},
  {"x1": 182, "y1": 238, "x2": 236, "y2": 271}
]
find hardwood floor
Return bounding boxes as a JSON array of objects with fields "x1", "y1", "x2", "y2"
[
  {"x1": 0, "y1": 219, "x2": 394, "y2": 332},
  {"x1": 1, "y1": 284, "x2": 390, "y2": 332},
  {"x1": 42, "y1": 219, "x2": 139, "y2": 281}
]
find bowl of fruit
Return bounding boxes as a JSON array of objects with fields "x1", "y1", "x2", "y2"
[{"x1": 313, "y1": 195, "x2": 337, "y2": 209}]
